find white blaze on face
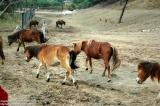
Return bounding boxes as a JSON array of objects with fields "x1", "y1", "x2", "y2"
[
  {"x1": 25, "y1": 57, "x2": 28, "y2": 61},
  {"x1": 136, "y1": 77, "x2": 140, "y2": 82}
]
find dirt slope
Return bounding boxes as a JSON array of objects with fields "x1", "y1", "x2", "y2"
[{"x1": 0, "y1": 5, "x2": 160, "y2": 106}]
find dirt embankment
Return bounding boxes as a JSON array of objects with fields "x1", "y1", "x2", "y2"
[{"x1": 0, "y1": 3, "x2": 160, "y2": 106}]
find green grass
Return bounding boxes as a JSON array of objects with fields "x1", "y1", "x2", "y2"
[{"x1": 0, "y1": 14, "x2": 21, "y2": 29}]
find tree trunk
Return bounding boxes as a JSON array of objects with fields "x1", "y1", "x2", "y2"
[{"x1": 118, "y1": 0, "x2": 129, "y2": 23}]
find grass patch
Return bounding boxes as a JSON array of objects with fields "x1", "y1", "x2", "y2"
[{"x1": 0, "y1": 13, "x2": 21, "y2": 29}]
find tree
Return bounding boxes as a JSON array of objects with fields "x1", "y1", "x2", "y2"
[{"x1": 118, "y1": 0, "x2": 129, "y2": 23}]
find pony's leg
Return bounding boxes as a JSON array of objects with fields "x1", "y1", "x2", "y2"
[
  {"x1": 22, "y1": 42, "x2": 25, "y2": 50},
  {"x1": 44, "y1": 64, "x2": 50, "y2": 82},
  {"x1": 62, "y1": 71, "x2": 69, "y2": 84},
  {"x1": 0, "y1": 50, "x2": 5, "y2": 65},
  {"x1": 102, "y1": 67, "x2": 107, "y2": 77},
  {"x1": 102, "y1": 60, "x2": 107, "y2": 76},
  {"x1": 107, "y1": 65, "x2": 111, "y2": 82},
  {"x1": 89, "y1": 58, "x2": 93, "y2": 74},
  {"x1": 61, "y1": 59, "x2": 78, "y2": 88},
  {"x1": 17, "y1": 42, "x2": 21, "y2": 52},
  {"x1": 103, "y1": 60, "x2": 111, "y2": 82},
  {"x1": 36, "y1": 62, "x2": 42, "y2": 78},
  {"x1": 85, "y1": 57, "x2": 89, "y2": 70}
]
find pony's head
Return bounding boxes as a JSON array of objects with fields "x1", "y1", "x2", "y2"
[
  {"x1": 73, "y1": 41, "x2": 87, "y2": 54},
  {"x1": 7, "y1": 33, "x2": 18, "y2": 46},
  {"x1": 7, "y1": 35, "x2": 13, "y2": 46},
  {"x1": 24, "y1": 45, "x2": 47, "y2": 62},
  {"x1": 136, "y1": 61, "x2": 154, "y2": 84},
  {"x1": 24, "y1": 46, "x2": 34, "y2": 62}
]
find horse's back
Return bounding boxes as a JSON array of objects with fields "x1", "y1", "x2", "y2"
[
  {"x1": 38, "y1": 45, "x2": 70, "y2": 65},
  {"x1": 19, "y1": 29, "x2": 41, "y2": 42}
]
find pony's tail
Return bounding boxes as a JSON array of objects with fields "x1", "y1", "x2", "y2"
[
  {"x1": 69, "y1": 50, "x2": 79, "y2": 69},
  {"x1": 111, "y1": 46, "x2": 121, "y2": 71}
]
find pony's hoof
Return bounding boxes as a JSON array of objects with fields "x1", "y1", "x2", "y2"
[
  {"x1": 107, "y1": 79, "x2": 111, "y2": 82},
  {"x1": 90, "y1": 70, "x2": 93, "y2": 74},
  {"x1": 86, "y1": 68, "x2": 88, "y2": 70},
  {"x1": 61, "y1": 82, "x2": 66, "y2": 85},
  {"x1": 46, "y1": 78, "x2": 50, "y2": 82},
  {"x1": 36, "y1": 74, "x2": 39, "y2": 78}
]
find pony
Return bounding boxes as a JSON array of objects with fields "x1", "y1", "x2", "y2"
[
  {"x1": 73, "y1": 40, "x2": 121, "y2": 82},
  {"x1": 56, "y1": 19, "x2": 65, "y2": 29},
  {"x1": 24, "y1": 44, "x2": 78, "y2": 88},
  {"x1": 136, "y1": 61, "x2": 160, "y2": 84},
  {"x1": 0, "y1": 36, "x2": 5, "y2": 64},
  {"x1": 7, "y1": 29, "x2": 46, "y2": 52},
  {"x1": 136, "y1": 61, "x2": 160, "y2": 106},
  {"x1": 29, "y1": 20, "x2": 39, "y2": 29}
]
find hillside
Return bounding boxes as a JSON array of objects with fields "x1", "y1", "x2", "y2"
[
  {"x1": 128, "y1": 0, "x2": 160, "y2": 8},
  {"x1": 0, "y1": 1, "x2": 160, "y2": 106}
]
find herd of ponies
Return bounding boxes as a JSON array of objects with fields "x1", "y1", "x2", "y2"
[{"x1": 0, "y1": 19, "x2": 160, "y2": 104}]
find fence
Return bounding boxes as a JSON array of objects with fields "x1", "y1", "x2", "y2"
[{"x1": 21, "y1": 8, "x2": 35, "y2": 28}]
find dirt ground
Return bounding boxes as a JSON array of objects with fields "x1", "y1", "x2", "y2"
[{"x1": 0, "y1": 7, "x2": 160, "y2": 106}]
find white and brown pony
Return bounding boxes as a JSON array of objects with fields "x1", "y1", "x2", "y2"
[
  {"x1": 24, "y1": 44, "x2": 78, "y2": 88},
  {"x1": 73, "y1": 40, "x2": 121, "y2": 82},
  {"x1": 136, "y1": 61, "x2": 160, "y2": 106}
]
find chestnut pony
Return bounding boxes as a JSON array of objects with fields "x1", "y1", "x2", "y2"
[
  {"x1": 7, "y1": 29, "x2": 46, "y2": 52},
  {"x1": 29, "y1": 20, "x2": 39, "y2": 29},
  {"x1": 24, "y1": 44, "x2": 78, "y2": 88},
  {"x1": 73, "y1": 40, "x2": 121, "y2": 82},
  {"x1": 0, "y1": 36, "x2": 5, "y2": 64}
]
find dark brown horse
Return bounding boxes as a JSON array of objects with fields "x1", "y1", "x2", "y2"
[
  {"x1": 8, "y1": 29, "x2": 46, "y2": 52},
  {"x1": 24, "y1": 44, "x2": 78, "y2": 88},
  {"x1": 73, "y1": 40, "x2": 121, "y2": 82},
  {"x1": 56, "y1": 19, "x2": 65, "y2": 29},
  {"x1": 29, "y1": 20, "x2": 39, "y2": 29},
  {"x1": 136, "y1": 61, "x2": 160, "y2": 84},
  {"x1": 0, "y1": 36, "x2": 5, "y2": 64},
  {"x1": 136, "y1": 61, "x2": 160, "y2": 106}
]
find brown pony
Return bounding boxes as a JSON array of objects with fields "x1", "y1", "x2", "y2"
[
  {"x1": 136, "y1": 61, "x2": 160, "y2": 106},
  {"x1": 29, "y1": 20, "x2": 39, "y2": 29},
  {"x1": 24, "y1": 44, "x2": 78, "y2": 88},
  {"x1": 56, "y1": 19, "x2": 65, "y2": 29},
  {"x1": 73, "y1": 40, "x2": 121, "y2": 82},
  {"x1": 0, "y1": 36, "x2": 5, "y2": 64},
  {"x1": 136, "y1": 61, "x2": 160, "y2": 84},
  {"x1": 8, "y1": 29, "x2": 46, "y2": 52}
]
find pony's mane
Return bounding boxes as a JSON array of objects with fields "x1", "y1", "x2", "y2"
[
  {"x1": 139, "y1": 61, "x2": 160, "y2": 82},
  {"x1": 26, "y1": 44, "x2": 48, "y2": 58}
]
